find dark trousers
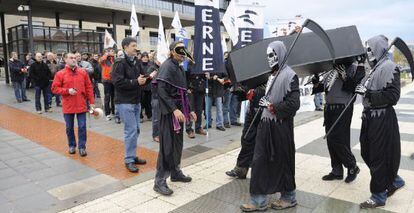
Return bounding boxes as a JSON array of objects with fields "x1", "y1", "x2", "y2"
[
  {"x1": 103, "y1": 82, "x2": 115, "y2": 116},
  {"x1": 63, "y1": 113, "x2": 87, "y2": 149},
  {"x1": 12, "y1": 79, "x2": 27, "y2": 102},
  {"x1": 186, "y1": 91, "x2": 204, "y2": 132},
  {"x1": 35, "y1": 85, "x2": 50, "y2": 111},
  {"x1": 93, "y1": 80, "x2": 101, "y2": 98},
  {"x1": 237, "y1": 109, "x2": 260, "y2": 168},
  {"x1": 140, "y1": 90, "x2": 152, "y2": 119},
  {"x1": 324, "y1": 104, "x2": 357, "y2": 175},
  {"x1": 48, "y1": 83, "x2": 61, "y2": 107}
]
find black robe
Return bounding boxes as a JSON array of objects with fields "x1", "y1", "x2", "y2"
[
  {"x1": 155, "y1": 58, "x2": 190, "y2": 173},
  {"x1": 250, "y1": 76, "x2": 300, "y2": 195},
  {"x1": 360, "y1": 67, "x2": 401, "y2": 193}
]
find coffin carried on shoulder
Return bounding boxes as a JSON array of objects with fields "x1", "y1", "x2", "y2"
[{"x1": 227, "y1": 25, "x2": 365, "y2": 89}]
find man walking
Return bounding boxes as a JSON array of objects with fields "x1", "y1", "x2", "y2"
[{"x1": 51, "y1": 52, "x2": 95, "y2": 157}]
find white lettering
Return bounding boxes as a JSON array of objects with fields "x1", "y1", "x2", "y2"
[
  {"x1": 202, "y1": 42, "x2": 214, "y2": 55},
  {"x1": 202, "y1": 9, "x2": 213, "y2": 23},
  {"x1": 202, "y1": 58, "x2": 214, "y2": 71},
  {"x1": 202, "y1": 26, "x2": 213, "y2": 39},
  {"x1": 240, "y1": 30, "x2": 252, "y2": 47}
]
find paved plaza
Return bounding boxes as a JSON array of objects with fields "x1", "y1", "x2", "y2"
[{"x1": 0, "y1": 80, "x2": 413, "y2": 213}]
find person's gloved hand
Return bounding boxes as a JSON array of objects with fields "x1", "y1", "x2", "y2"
[
  {"x1": 311, "y1": 75, "x2": 319, "y2": 85},
  {"x1": 356, "y1": 54, "x2": 367, "y2": 64},
  {"x1": 259, "y1": 97, "x2": 271, "y2": 108},
  {"x1": 355, "y1": 84, "x2": 367, "y2": 96}
]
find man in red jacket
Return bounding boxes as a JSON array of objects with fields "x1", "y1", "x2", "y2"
[{"x1": 52, "y1": 52, "x2": 95, "y2": 157}]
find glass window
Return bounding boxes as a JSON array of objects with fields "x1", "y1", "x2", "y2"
[
  {"x1": 51, "y1": 42, "x2": 68, "y2": 54},
  {"x1": 33, "y1": 27, "x2": 45, "y2": 40},
  {"x1": 50, "y1": 29, "x2": 67, "y2": 41},
  {"x1": 33, "y1": 41, "x2": 46, "y2": 53},
  {"x1": 149, "y1": 32, "x2": 158, "y2": 46}
]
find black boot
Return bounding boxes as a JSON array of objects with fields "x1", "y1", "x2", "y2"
[
  {"x1": 345, "y1": 166, "x2": 360, "y2": 183},
  {"x1": 125, "y1": 163, "x2": 139, "y2": 173},
  {"x1": 154, "y1": 184, "x2": 173, "y2": 196},
  {"x1": 171, "y1": 173, "x2": 192, "y2": 182},
  {"x1": 225, "y1": 166, "x2": 248, "y2": 179},
  {"x1": 322, "y1": 173, "x2": 343, "y2": 181}
]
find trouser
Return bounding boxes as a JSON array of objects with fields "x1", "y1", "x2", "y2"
[
  {"x1": 186, "y1": 91, "x2": 204, "y2": 132},
  {"x1": 141, "y1": 90, "x2": 152, "y2": 119},
  {"x1": 206, "y1": 96, "x2": 224, "y2": 128},
  {"x1": 35, "y1": 85, "x2": 50, "y2": 111},
  {"x1": 371, "y1": 175, "x2": 405, "y2": 204},
  {"x1": 324, "y1": 104, "x2": 357, "y2": 175},
  {"x1": 116, "y1": 103, "x2": 141, "y2": 164},
  {"x1": 93, "y1": 80, "x2": 101, "y2": 98},
  {"x1": 151, "y1": 98, "x2": 160, "y2": 138},
  {"x1": 223, "y1": 89, "x2": 231, "y2": 125},
  {"x1": 48, "y1": 83, "x2": 61, "y2": 107},
  {"x1": 314, "y1": 92, "x2": 323, "y2": 109},
  {"x1": 103, "y1": 82, "x2": 115, "y2": 116},
  {"x1": 63, "y1": 113, "x2": 87, "y2": 149},
  {"x1": 250, "y1": 191, "x2": 296, "y2": 207},
  {"x1": 12, "y1": 80, "x2": 27, "y2": 101},
  {"x1": 230, "y1": 93, "x2": 240, "y2": 123}
]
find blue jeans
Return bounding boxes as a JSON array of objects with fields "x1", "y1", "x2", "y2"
[
  {"x1": 63, "y1": 113, "x2": 87, "y2": 149},
  {"x1": 229, "y1": 93, "x2": 240, "y2": 123},
  {"x1": 48, "y1": 83, "x2": 61, "y2": 106},
  {"x1": 314, "y1": 92, "x2": 323, "y2": 109},
  {"x1": 250, "y1": 191, "x2": 296, "y2": 207},
  {"x1": 151, "y1": 99, "x2": 160, "y2": 138},
  {"x1": 117, "y1": 103, "x2": 141, "y2": 164},
  {"x1": 35, "y1": 85, "x2": 51, "y2": 111},
  {"x1": 12, "y1": 79, "x2": 27, "y2": 101},
  {"x1": 371, "y1": 175, "x2": 405, "y2": 204},
  {"x1": 206, "y1": 96, "x2": 224, "y2": 128},
  {"x1": 223, "y1": 89, "x2": 231, "y2": 125}
]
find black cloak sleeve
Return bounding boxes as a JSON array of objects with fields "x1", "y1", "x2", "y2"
[{"x1": 366, "y1": 67, "x2": 401, "y2": 107}]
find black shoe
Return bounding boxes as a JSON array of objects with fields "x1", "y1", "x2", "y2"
[
  {"x1": 68, "y1": 147, "x2": 76, "y2": 154},
  {"x1": 322, "y1": 173, "x2": 343, "y2": 181},
  {"x1": 171, "y1": 174, "x2": 192, "y2": 182},
  {"x1": 387, "y1": 184, "x2": 404, "y2": 197},
  {"x1": 224, "y1": 123, "x2": 231, "y2": 128},
  {"x1": 125, "y1": 163, "x2": 139, "y2": 173},
  {"x1": 79, "y1": 148, "x2": 87, "y2": 157},
  {"x1": 345, "y1": 166, "x2": 360, "y2": 183},
  {"x1": 23, "y1": 99, "x2": 31, "y2": 102},
  {"x1": 231, "y1": 122, "x2": 242, "y2": 126},
  {"x1": 134, "y1": 157, "x2": 147, "y2": 165},
  {"x1": 17, "y1": 100, "x2": 23, "y2": 103},
  {"x1": 153, "y1": 184, "x2": 173, "y2": 196},
  {"x1": 225, "y1": 167, "x2": 247, "y2": 179},
  {"x1": 115, "y1": 117, "x2": 121, "y2": 124},
  {"x1": 204, "y1": 125, "x2": 212, "y2": 129},
  {"x1": 216, "y1": 126, "x2": 226, "y2": 131},
  {"x1": 360, "y1": 199, "x2": 385, "y2": 209}
]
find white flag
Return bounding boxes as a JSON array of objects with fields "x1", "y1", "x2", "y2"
[
  {"x1": 221, "y1": 37, "x2": 227, "y2": 55},
  {"x1": 157, "y1": 11, "x2": 169, "y2": 64},
  {"x1": 104, "y1": 29, "x2": 116, "y2": 49},
  {"x1": 130, "y1": 4, "x2": 140, "y2": 37},
  {"x1": 171, "y1": 11, "x2": 188, "y2": 39},
  {"x1": 222, "y1": 0, "x2": 239, "y2": 44}
]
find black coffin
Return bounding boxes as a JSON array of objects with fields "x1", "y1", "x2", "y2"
[{"x1": 228, "y1": 25, "x2": 365, "y2": 89}]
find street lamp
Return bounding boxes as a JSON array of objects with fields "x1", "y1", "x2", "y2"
[{"x1": 17, "y1": 1, "x2": 33, "y2": 54}]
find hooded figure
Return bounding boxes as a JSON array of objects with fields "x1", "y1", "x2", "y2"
[
  {"x1": 312, "y1": 60, "x2": 365, "y2": 183},
  {"x1": 241, "y1": 41, "x2": 300, "y2": 212},
  {"x1": 356, "y1": 35, "x2": 405, "y2": 209}
]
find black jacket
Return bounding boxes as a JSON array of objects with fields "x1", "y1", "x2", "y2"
[
  {"x1": 90, "y1": 59, "x2": 102, "y2": 83},
  {"x1": 140, "y1": 61, "x2": 152, "y2": 91},
  {"x1": 149, "y1": 63, "x2": 160, "y2": 99},
  {"x1": 112, "y1": 57, "x2": 146, "y2": 104},
  {"x1": 9, "y1": 59, "x2": 26, "y2": 82},
  {"x1": 29, "y1": 61, "x2": 52, "y2": 88}
]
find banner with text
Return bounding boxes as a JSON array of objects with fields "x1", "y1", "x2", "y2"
[
  {"x1": 233, "y1": 3, "x2": 265, "y2": 49},
  {"x1": 193, "y1": 0, "x2": 224, "y2": 73}
]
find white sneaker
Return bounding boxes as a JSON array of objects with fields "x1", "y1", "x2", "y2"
[
  {"x1": 37, "y1": 111, "x2": 42, "y2": 114},
  {"x1": 106, "y1": 115, "x2": 112, "y2": 121}
]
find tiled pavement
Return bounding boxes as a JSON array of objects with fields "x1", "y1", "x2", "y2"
[
  {"x1": 0, "y1": 80, "x2": 322, "y2": 212},
  {"x1": 59, "y1": 82, "x2": 414, "y2": 213}
]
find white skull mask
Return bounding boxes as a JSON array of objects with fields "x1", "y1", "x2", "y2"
[
  {"x1": 267, "y1": 47, "x2": 278, "y2": 69},
  {"x1": 366, "y1": 44, "x2": 376, "y2": 62}
]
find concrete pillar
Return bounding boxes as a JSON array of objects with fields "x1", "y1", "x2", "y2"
[
  {"x1": 111, "y1": 12, "x2": 117, "y2": 42},
  {"x1": 27, "y1": 0, "x2": 34, "y2": 54},
  {"x1": 0, "y1": 12, "x2": 10, "y2": 84},
  {"x1": 55, "y1": 12, "x2": 60, "y2": 27}
]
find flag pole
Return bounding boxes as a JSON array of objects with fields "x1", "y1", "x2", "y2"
[{"x1": 205, "y1": 72, "x2": 209, "y2": 140}]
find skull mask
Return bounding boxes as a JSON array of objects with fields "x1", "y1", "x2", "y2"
[
  {"x1": 366, "y1": 43, "x2": 377, "y2": 67},
  {"x1": 267, "y1": 47, "x2": 279, "y2": 70}
]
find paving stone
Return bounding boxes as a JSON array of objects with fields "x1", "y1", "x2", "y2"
[
  {"x1": 14, "y1": 192, "x2": 58, "y2": 213},
  {"x1": 0, "y1": 168, "x2": 18, "y2": 179},
  {"x1": 0, "y1": 202, "x2": 21, "y2": 213},
  {"x1": 35, "y1": 173, "x2": 78, "y2": 190},
  {"x1": 14, "y1": 161, "x2": 49, "y2": 173},
  {"x1": 0, "y1": 175, "x2": 30, "y2": 190},
  {"x1": 0, "y1": 151, "x2": 26, "y2": 161},
  {"x1": 23, "y1": 167, "x2": 61, "y2": 181},
  {"x1": 1, "y1": 183, "x2": 44, "y2": 201}
]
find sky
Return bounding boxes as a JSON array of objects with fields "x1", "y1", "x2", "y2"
[{"x1": 262, "y1": 0, "x2": 414, "y2": 42}]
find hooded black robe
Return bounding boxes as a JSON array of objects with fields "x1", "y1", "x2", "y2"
[
  {"x1": 250, "y1": 41, "x2": 300, "y2": 195},
  {"x1": 360, "y1": 35, "x2": 401, "y2": 193}
]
